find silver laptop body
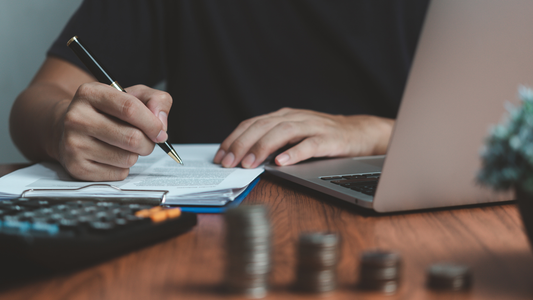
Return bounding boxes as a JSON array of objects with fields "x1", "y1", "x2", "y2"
[{"x1": 265, "y1": 0, "x2": 533, "y2": 212}]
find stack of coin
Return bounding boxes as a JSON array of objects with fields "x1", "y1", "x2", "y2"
[
  {"x1": 358, "y1": 250, "x2": 402, "y2": 294},
  {"x1": 427, "y1": 263, "x2": 472, "y2": 291},
  {"x1": 294, "y1": 232, "x2": 340, "y2": 294},
  {"x1": 224, "y1": 205, "x2": 271, "y2": 298}
]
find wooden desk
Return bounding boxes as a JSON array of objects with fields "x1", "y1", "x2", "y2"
[{"x1": 0, "y1": 164, "x2": 532, "y2": 300}]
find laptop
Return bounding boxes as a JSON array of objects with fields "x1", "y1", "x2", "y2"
[{"x1": 265, "y1": 0, "x2": 533, "y2": 212}]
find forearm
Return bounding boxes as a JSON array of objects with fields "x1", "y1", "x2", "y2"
[{"x1": 10, "y1": 82, "x2": 71, "y2": 162}]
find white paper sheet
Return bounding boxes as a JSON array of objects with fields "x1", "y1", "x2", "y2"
[{"x1": 0, "y1": 144, "x2": 263, "y2": 206}]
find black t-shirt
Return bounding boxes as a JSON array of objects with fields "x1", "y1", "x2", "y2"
[{"x1": 48, "y1": 0, "x2": 429, "y2": 143}]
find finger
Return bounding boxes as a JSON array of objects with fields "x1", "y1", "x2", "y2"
[
  {"x1": 215, "y1": 116, "x2": 271, "y2": 164},
  {"x1": 126, "y1": 85, "x2": 173, "y2": 131},
  {"x1": 64, "y1": 102, "x2": 155, "y2": 156},
  {"x1": 215, "y1": 115, "x2": 269, "y2": 163},
  {"x1": 220, "y1": 116, "x2": 289, "y2": 168},
  {"x1": 76, "y1": 83, "x2": 167, "y2": 143},
  {"x1": 241, "y1": 121, "x2": 313, "y2": 168},
  {"x1": 214, "y1": 108, "x2": 298, "y2": 164},
  {"x1": 61, "y1": 125, "x2": 142, "y2": 169},
  {"x1": 60, "y1": 136, "x2": 132, "y2": 181},
  {"x1": 85, "y1": 137, "x2": 141, "y2": 169},
  {"x1": 275, "y1": 136, "x2": 330, "y2": 166},
  {"x1": 66, "y1": 159, "x2": 131, "y2": 182}
]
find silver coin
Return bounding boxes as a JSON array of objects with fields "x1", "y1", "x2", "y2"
[
  {"x1": 226, "y1": 285, "x2": 268, "y2": 299},
  {"x1": 360, "y1": 250, "x2": 401, "y2": 268},
  {"x1": 299, "y1": 232, "x2": 339, "y2": 248},
  {"x1": 427, "y1": 263, "x2": 471, "y2": 290},
  {"x1": 297, "y1": 251, "x2": 338, "y2": 268},
  {"x1": 359, "y1": 279, "x2": 399, "y2": 294},
  {"x1": 359, "y1": 265, "x2": 401, "y2": 281}
]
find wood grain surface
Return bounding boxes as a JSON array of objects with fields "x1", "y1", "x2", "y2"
[{"x1": 0, "y1": 166, "x2": 532, "y2": 300}]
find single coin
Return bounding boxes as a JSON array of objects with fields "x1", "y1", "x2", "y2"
[
  {"x1": 427, "y1": 263, "x2": 472, "y2": 291},
  {"x1": 359, "y1": 265, "x2": 401, "y2": 281},
  {"x1": 299, "y1": 232, "x2": 339, "y2": 248},
  {"x1": 359, "y1": 279, "x2": 399, "y2": 294},
  {"x1": 360, "y1": 250, "x2": 402, "y2": 268}
]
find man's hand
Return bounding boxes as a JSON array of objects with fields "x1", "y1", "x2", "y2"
[
  {"x1": 56, "y1": 84, "x2": 172, "y2": 181},
  {"x1": 213, "y1": 108, "x2": 394, "y2": 169},
  {"x1": 10, "y1": 56, "x2": 173, "y2": 182}
]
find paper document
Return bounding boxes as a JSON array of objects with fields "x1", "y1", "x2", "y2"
[{"x1": 0, "y1": 144, "x2": 264, "y2": 206}]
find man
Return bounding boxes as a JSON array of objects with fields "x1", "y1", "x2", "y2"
[{"x1": 10, "y1": 0, "x2": 428, "y2": 181}]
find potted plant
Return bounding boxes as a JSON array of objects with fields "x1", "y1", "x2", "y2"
[{"x1": 478, "y1": 86, "x2": 533, "y2": 240}]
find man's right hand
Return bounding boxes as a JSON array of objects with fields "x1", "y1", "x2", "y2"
[
  {"x1": 10, "y1": 57, "x2": 172, "y2": 181},
  {"x1": 58, "y1": 83, "x2": 171, "y2": 181}
]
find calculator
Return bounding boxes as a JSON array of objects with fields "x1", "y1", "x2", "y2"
[{"x1": 0, "y1": 197, "x2": 197, "y2": 269}]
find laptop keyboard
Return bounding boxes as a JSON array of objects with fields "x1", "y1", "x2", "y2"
[{"x1": 320, "y1": 173, "x2": 381, "y2": 196}]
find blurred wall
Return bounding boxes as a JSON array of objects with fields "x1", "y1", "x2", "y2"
[{"x1": 0, "y1": 0, "x2": 83, "y2": 163}]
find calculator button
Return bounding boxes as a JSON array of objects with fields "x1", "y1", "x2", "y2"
[
  {"x1": 3, "y1": 215, "x2": 21, "y2": 222},
  {"x1": 16, "y1": 199, "x2": 49, "y2": 208},
  {"x1": 48, "y1": 213, "x2": 64, "y2": 222},
  {"x1": 83, "y1": 206, "x2": 98, "y2": 213},
  {"x1": 65, "y1": 201, "x2": 91, "y2": 208},
  {"x1": 96, "y1": 202, "x2": 119, "y2": 208},
  {"x1": 66, "y1": 208, "x2": 84, "y2": 216},
  {"x1": 77, "y1": 215, "x2": 97, "y2": 224},
  {"x1": 34, "y1": 207, "x2": 54, "y2": 215},
  {"x1": 52, "y1": 204, "x2": 68, "y2": 212},
  {"x1": 127, "y1": 204, "x2": 142, "y2": 210},
  {"x1": 150, "y1": 210, "x2": 168, "y2": 223},
  {"x1": 166, "y1": 208, "x2": 182, "y2": 219},
  {"x1": 30, "y1": 216, "x2": 51, "y2": 224},
  {"x1": 0, "y1": 200, "x2": 15, "y2": 207},
  {"x1": 17, "y1": 211, "x2": 37, "y2": 221},
  {"x1": 31, "y1": 222, "x2": 59, "y2": 235},
  {"x1": 7, "y1": 205, "x2": 25, "y2": 213},
  {"x1": 95, "y1": 211, "x2": 116, "y2": 222},
  {"x1": 128, "y1": 204, "x2": 152, "y2": 212},
  {"x1": 135, "y1": 206, "x2": 162, "y2": 218},
  {"x1": 125, "y1": 214, "x2": 144, "y2": 222},
  {"x1": 89, "y1": 221, "x2": 115, "y2": 231},
  {"x1": 3, "y1": 220, "x2": 31, "y2": 233},
  {"x1": 115, "y1": 218, "x2": 128, "y2": 226},
  {"x1": 59, "y1": 218, "x2": 79, "y2": 228}
]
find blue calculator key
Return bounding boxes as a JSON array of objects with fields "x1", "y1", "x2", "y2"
[
  {"x1": 31, "y1": 222, "x2": 59, "y2": 235},
  {"x1": 3, "y1": 220, "x2": 31, "y2": 233}
]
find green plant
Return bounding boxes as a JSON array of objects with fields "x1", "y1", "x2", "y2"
[{"x1": 478, "y1": 87, "x2": 533, "y2": 193}]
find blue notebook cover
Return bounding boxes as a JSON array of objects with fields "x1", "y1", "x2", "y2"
[{"x1": 176, "y1": 177, "x2": 260, "y2": 214}]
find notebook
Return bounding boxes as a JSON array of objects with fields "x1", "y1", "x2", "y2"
[{"x1": 265, "y1": 0, "x2": 533, "y2": 212}]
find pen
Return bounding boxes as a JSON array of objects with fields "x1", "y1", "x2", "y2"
[{"x1": 66, "y1": 36, "x2": 183, "y2": 165}]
